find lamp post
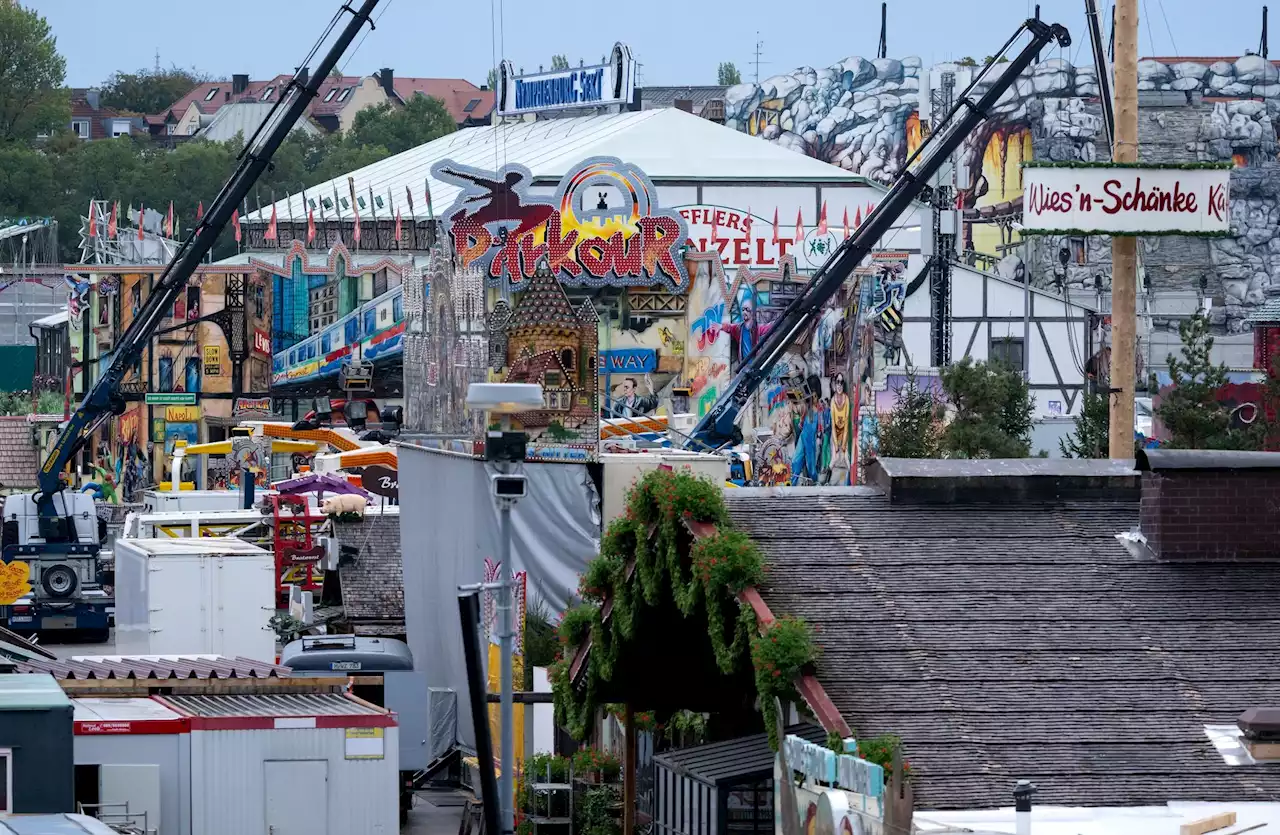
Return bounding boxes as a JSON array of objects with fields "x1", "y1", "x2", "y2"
[{"x1": 464, "y1": 382, "x2": 544, "y2": 835}]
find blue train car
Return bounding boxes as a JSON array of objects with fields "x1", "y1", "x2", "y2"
[{"x1": 273, "y1": 286, "x2": 405, "y2": 387}]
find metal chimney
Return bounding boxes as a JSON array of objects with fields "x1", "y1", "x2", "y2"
[
  {"x1": 232, "y1": 73, "x2": 249, "y2": 95},
  {"x1": 1014, "y1": 780, "x2": 1036, "y2": 835}
]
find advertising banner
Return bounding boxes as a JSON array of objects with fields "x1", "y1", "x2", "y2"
[
  {"x1": 496, "y1": 43, "x2": 634, "y2": 117},
  {"x1": 1022, "y1": 163, "x2": 1232, "y2": 235}
]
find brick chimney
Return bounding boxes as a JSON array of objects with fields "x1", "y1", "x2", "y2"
[
  {"x1": 379, "y1": 68, "x2": 394, "y2": 97},
  {"x1": 232, "y1": 73, "x2": 249, "y2": 95},
  {"x1": 1137, "y1": 449, "x2": 1280, "y2": 559}
]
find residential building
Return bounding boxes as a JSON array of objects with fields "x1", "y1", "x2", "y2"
[
  {"x1": 67, "y1": 89, "x2": 144, "y2": 140},
  {"x1": 194, "y1": 100, "x2": 323, "y2": 143},
  {"x1": 149, "y1": 69, "x2": 494, "y2": 137},
  {"x1": 636, "y1": 85, "x2": 728, "y2": 123}
]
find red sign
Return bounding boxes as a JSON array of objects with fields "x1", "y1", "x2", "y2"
[
  {"x1": 253, "y1": 329, "x2": 271, "y2": 356},
  {"x1": 75, "y1": 719, "x2": 189, "y2": 735},
  {"x1": 434, "y1": 157, "x2": 690, "y2": 290}
]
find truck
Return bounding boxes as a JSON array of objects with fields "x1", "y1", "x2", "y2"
[{"x1": 0, "y1": 0, "x2": 382, "y2": 640}]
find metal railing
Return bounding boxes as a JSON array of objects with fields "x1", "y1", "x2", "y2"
[{"x1": 77, "y1": 801, "x2": 155, "y2": 835}]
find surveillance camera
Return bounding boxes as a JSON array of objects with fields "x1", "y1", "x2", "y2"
[
  {"x1": 491, "y1": 473, "x2": 527, "y2": 500},
  {"x1": 1010, "y1": 221, "x2": 1025, "y2": 232}
]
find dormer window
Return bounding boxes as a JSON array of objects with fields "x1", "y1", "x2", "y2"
[
  {"x1": 463, "y1": 98, "x2": 481, "y2": 113},
  {"x1": 337, "y1": 87, "x2": 352, "y2": 102},
  {"x1": 261, "y1": 86, "x2": 274, "y2": 101},
  {"x1": 204, "y1": 88, "x2": 220, "y2": 101},
  {"x1": 323, "y1": 88, "x2": 338, "y2": 102}
]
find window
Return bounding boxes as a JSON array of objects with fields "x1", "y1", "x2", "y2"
[
  {"x1": 990, "y1": 337, "x2": 1025, "y2": 371},
  {"x1": 111, "y1": 119, "x2": 131, "y2": 137},
  {"x1": 323, "y1": 87, "x2": 338, "y2": 103},
  {"x1": 0, "y1": 747, "x2": 12, "y2": 813},
  {"x1": 254, "y1": 284, "x2": 266, "y2": 318},
  {"x1": 463, "y1": 98, "x2": 481, "y2": 113},
  {"x1": 1070, "y1": 237, "x2": 1087, "y2": 265},
  {"x1": 71, "y1": 119, "x2": 90, "y2": 138},
  {"x1": 204, "y1": 87, "x2": 220, "y2": 101},
  {"x1": 560, "y1": 348, "x2": 575, "y2": 370},
  {"x1": 337, "y1": 87, "x2": 352, "y2": 102},
  {"x1": 159, "y1": 356, "x2": 174, "y2": 392},
  {"x1": 261, "y1": 86, "x2": 275, "y2": 101},
  {"x1": 544, "y1": 372, "x2": 562, "y2": 387},
  {"x1": 184, "y1": 357, "x2": 200, "y2": 393}
]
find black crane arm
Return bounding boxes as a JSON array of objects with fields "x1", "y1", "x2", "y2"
[
  {"x1": 36, "y1": 0, "x2": 381, "y2": 506},
  {"x1": 685, "y1": 18, "x2": 1070, "y2": 449}
]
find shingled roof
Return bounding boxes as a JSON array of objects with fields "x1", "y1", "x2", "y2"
[
  {"x1": 725, "y1": 462, "x2": 1280, "y2": 810},
  {"x1": 337, "y1": 513, "x2": 405, "y2": 635}
]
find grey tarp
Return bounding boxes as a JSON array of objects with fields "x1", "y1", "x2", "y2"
[{"x1": 395, "y1": 444, "x2": 600, "y2": 760}]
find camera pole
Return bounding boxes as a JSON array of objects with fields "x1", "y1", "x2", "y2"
[{"x1": 496, "y1": 430, "x2": 518, "y2": 835}]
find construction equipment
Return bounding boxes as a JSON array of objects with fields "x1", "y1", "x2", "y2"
[
  {"x1": 685, "y1": 17, "x2": 1072, "y2": 449},
  {"x1": 1, "y1": 0, "x2": 382, "y2": 640}
]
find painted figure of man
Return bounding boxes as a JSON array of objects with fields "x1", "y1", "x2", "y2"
[
  {"x1": 610, "y1": 376, "x2": 659, "y2": 417},
  {"x1": 789, "y1": 376, "x2": 829, "y2": 486}
]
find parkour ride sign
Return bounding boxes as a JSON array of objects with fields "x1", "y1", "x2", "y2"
[{"x1": 1021, "y1": 164, "x2": 1232, "y2": 235}]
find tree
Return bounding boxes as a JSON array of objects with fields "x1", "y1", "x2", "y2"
[
  {"x1": 1059, "y1": 390, "x2": 1110, "y2": 458},
  {"x1": 718, "y1": 62, "x2": 743, "y2": 86},
  {"x1": 939, "y1": 357, "x2": 1034, "y2": 458},
  {"x1": 347, "y1": 93, "x2": 456, "y2": 155},
  {"x1": 957, "y1": 57, "x2": 979, "y2": 67},
  {"x1": 1253, "y1": 350, "x2": 1280, "y2": 451},
  {"x1": 487, "y1": 68, "x2": 499, "y2": 90},
  {"x1": 550, "y1": 55, "x2": 570, "y2": 71},
  {"x1": 983, "y1": 55, "x2": 1011, "y2": 65},
  {"x1": 99, "y1": 67, "x2": 208, "y2": 115},
  {"x1": 877, "y1": 369, "x2": 943, "y2": 458},
  {"x1": 1155, "y1": 311, "x2": 1253, "y2": 449},
  {"x1": 0, "y1": 2, "x2": 69, "y2": 142}
]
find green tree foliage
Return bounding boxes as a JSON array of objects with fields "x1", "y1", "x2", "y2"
[
  {"x1": 487, "y1": 68, "x2": 499, "y2": 90},
  {"x1": 957, "y1": 57, "x2": 979, "y2": 67},
  {"x1": 550, "y1": 55, "x2": 570, "y2": 71},
  {"x1": 939, "y1": 357, "x2": 1034, "y2": 458},
  {"x1": 347, "y1": 93, "x2": 456, "y2": 155},
  {"x1": 0, "y1": 390, "x2": 64, "y2": 416},
  {"x1": 99, "y1": 67, "x2": 208, "y2": 115},
  {"x1": 877, "y1": 369, "x2": 943, "y2": 458},
  {"x1": 0, "y1": 2, "x2": 69, "y2": 141},
  {"x1": 1155, "y1": 311, "x2": 1254, "y2": 449},
  {"x1": 1059, "y1": 390, "x2": 1110, "y2": 458},
  {"x1": 718, "y1": 62, "x2": 743, "y2": 86}
]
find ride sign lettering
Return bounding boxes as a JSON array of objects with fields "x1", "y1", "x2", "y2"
[
  {"x1": 1022, "y1": 164, "x2": 1232, "y2": 235},
  {"x1": 434, "y1": 157, "x2": 690, "y2": 291}
]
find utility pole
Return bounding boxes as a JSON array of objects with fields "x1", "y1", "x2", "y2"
[
  {"x1": 753, "y1": 34, "x2": 766, "y2": 83},
  {"x1": 1109, "y1": 0, "x2": 1138, "y2": 459}
]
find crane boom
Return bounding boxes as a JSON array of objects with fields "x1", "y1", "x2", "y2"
[
  {"x1": 685, "y1": 18, "x2": 1071, "y2": 449},
  {"x1": 37, "y1": 0, "x2": 381, "y2": 509}
]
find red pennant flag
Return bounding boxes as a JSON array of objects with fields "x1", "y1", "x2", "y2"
[
  {"x1": 107, "y1": 202, "x2": 118, "y2": 238},
  {"x1": 854, "y1": 207, "x2": 863, "y2": 228},
  {"x1": 353, "y1": 212, "x2": 361, "y2": 244},
  {"x1": 138, "y1": 205, "x2": 146, "y2": 240},
  {"x1": 817, "y1": 201, "x2": 828, "y2": 235},
  {"x1": 771, "y1": 208, "x2": 780, "y2": 245},
  {"x1": 711, "y1": 209, "x2": 719, "y2": 245},
  {"x1": 794, "y1": 208, "x2": 803, "y2": 243},
  {"x1": 196, "y1": 201, "x2": 204, "y2": 223},
  {"x1": 265, "y1": 204, "x2": 278, "y2": 241},
  {"x1": 742, "y1": 206, "x2": 753, "y2": 238},
  {"x1": 843, "y1": 207, "x2": 850, "y2": 238},
  {"x1": 307, "y1": 208, "x2": 316, "y2": 244},
  {"x1": 232, "y1": 209, "x2": 241, "y2": 243},
  {"x1": 424, "y1": 179, "x2": 434, "y2": 218},
  {"x1": 164, "y1": 201, "x2": 174, "y2": 237},
  {"x1": 87, "y1": 202, "x2": 96, "y2": 238},
  {"x1": 394, "y1": 208, "x2": 402, "y2": 242}
]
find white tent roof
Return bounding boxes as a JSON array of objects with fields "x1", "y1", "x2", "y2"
[{"x1": 244, "y1": 108, "x2": 862, "y2": 224}]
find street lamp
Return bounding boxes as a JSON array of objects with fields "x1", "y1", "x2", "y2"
[{"x1": 464, "y1": 381, "x2": 543, "y2": 835}]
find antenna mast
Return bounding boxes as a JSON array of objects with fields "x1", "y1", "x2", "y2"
[
  {"x1": 753, "y1": 33, "x2": 766, "y2": 83},
  {"x1": 877, "y1": 3, "x2": 888, "y2": 60}
]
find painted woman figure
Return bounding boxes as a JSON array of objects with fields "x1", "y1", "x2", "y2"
[{"x1": 828, "y1": 372, "x2": 852, "y2": 486}]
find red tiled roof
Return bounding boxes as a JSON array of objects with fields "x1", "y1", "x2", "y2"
[
  {"x1": 0, "y1": 417, "x2": 39, "y2": 490},
  {"x1": 392, "y1": 77, "x2": 493, "y2": 123},
  {"x1": 17, "y1": 654, "x2": 290, "y2": 681}
]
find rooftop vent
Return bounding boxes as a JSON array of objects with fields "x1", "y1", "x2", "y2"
[
  {"x1": 1137, "y1": 449, "x2": 1280, "y2": 559},
  {"x1": 867, "y1": 458, "x2": 1139, "y2": 505},
  {"x1": 1238, "y1": 707, "x2": 1280, "y2": 760}
]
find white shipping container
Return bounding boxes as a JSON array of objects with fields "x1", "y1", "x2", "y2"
[
  {"x1": 600, "y1": 451, "x2": 729, "y2": 528},
  {"x1": 114, "y1": 538, "x2": 276, "y2": 661},
  {"x1": 162, "y1": 693, "x2": 399, "y2": 835},
  {"x1": 141, "y1": 489, "x2": 281, "y2": 514}
]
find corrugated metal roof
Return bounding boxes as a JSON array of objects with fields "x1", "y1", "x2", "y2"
[
  {"x1": 1247, "y1": 293, "x2": 1280, "y2": 323},
  {"x1": 31, "y1": 310, "x2": 68, "y2": 328},
  {"x1": 164, "y1": 692, "x2": 380, "y2": 718},
  {"x1": 244, "y1": 108, "x2": 862, "y2": 223},
  {"x1": 17, "y1": 654, "x2": 289, "y2": 681},
  {"x1": 653, "y1": 724, "x2": 825, "y2": 787}
]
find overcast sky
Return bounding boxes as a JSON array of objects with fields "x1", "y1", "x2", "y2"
[{"x1": 27, "y1": 0, "x2": 1269, "y2": 90}]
